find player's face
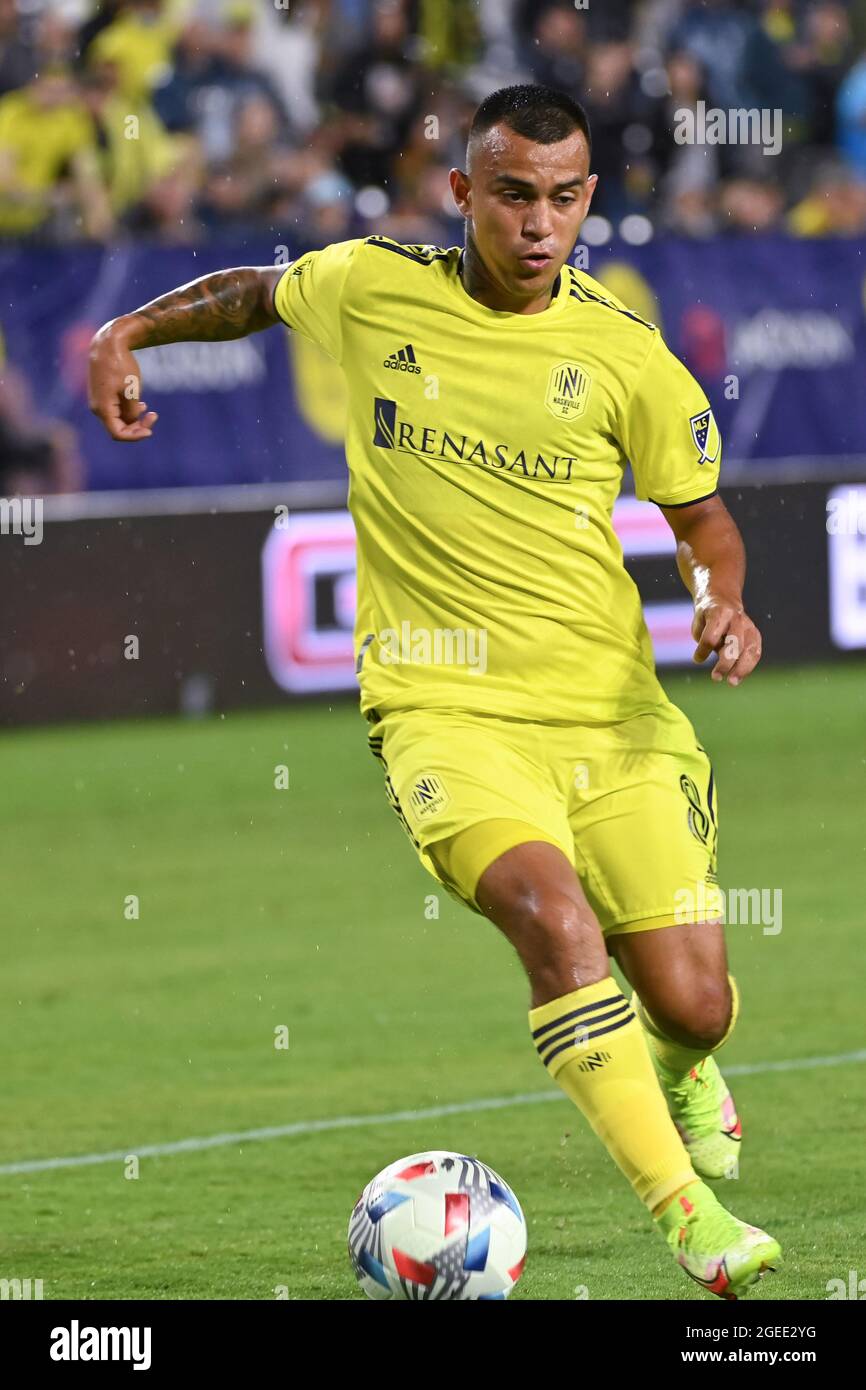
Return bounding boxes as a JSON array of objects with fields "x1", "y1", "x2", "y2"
[{"x1": 451, "y1": 125, "x2": 597, "y2": 301}]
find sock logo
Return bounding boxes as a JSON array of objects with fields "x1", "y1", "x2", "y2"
[
  {"x1": 532, "y1": 991, "x2": 634, "y2": 1075},
  {"x1": 576, "y1": 1049, "x2": 612, "y2": 1073},
  {"x1": 384, "y1": 344, "x2": 421, "y2": 373}
]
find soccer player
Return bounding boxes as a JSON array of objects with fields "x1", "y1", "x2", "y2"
[{"x1": 88, "y1": 84, "x2": 780, "y2": 1299}]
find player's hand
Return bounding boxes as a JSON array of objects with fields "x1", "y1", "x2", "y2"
[
  {"x1": 87, "y1": 321, "x2": 158, "y2": 442},
  {"x1": 691, "y1": 598, "x2": 762, "y2": 686}
]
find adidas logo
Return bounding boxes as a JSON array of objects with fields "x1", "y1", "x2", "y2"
[{"x1": 384, "y1": 344, "x2": 421, "y2": 374}]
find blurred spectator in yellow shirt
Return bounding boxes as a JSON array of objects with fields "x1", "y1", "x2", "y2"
[
  {"x1": 86, "y1": 0, "x2": 192, "y2": 103},
  {"x1": 80, "y1": 59, "x2": 202, "y2": 223},
  {"x1": 0, "y1": 69, "x2": 112, "y2": 239},
  {"x1": 787, "y1": 162, "x2": 866, "y2": 234}
]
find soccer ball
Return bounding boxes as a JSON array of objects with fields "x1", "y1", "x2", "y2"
[{"x1": 348, "y1": 1149, "x2": 527, "y2": 1300}]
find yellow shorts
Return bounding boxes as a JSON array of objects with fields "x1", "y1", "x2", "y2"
[{"x1": 366, "y1": 702, "x2": 721, "y2": 935}]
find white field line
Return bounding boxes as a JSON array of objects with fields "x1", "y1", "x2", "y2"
[{"x1": 2, "y1": 1048, "x2": 864, "y2": 1178}]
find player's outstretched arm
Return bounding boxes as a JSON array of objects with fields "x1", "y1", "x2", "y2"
[
  {"x1": 87, "y1": 265, "x2": 285, "y2": 442},
  {"x1": 660, "y1": 493, "x2": 762, "y2": 686}
]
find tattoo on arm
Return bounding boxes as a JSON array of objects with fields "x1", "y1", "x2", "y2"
[{"x1": 126, "y1": 267, "x2": 282, "y2": 348}]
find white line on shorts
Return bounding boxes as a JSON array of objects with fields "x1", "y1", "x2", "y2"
[{"x1": 1, "y1": 1048, "x2": 864, "y2": 1177}]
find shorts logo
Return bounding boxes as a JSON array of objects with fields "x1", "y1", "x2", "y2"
[
  {"x1": 409, "y1": 773, "x2": 450, "y2": 820},
  {"x1": 545, "y1": 361, "x2": 591, "y2": 420},
  {"x1": 680, "y1": 773, "x2": 710, "y2": 844},
  {"x1": 689, "y1": 408, "x2": 720, "y2": 465}
]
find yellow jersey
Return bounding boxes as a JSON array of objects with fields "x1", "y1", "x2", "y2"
[{"x1": 274, "y1": 237, "x2": 721, "y2": 724}]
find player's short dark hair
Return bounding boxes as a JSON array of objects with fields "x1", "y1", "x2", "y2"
[{"x1": 468, "y1": 84, "x2": 592, "y2": 161}]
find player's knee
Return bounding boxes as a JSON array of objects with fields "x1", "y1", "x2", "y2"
[
  {"x1": 494, "y1": 887, "x2": 608, "y2": 994},
  {"x1": 505, "y1": 886, "x2": 593, "y2": 945},
  {"x1": 658, "y1": 977, "x2": 733, "y2": 1050}
]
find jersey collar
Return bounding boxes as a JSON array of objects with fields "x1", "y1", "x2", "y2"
[{"x1": 453, "y1": 248, "x2": 567, "y2": 321}]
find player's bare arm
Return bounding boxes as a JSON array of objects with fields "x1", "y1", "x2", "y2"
[
  {"x1": 87, "y1": 266, "x2": 285, "y2": 442},
  {"x1": 661, "y1": 493, "x2": 762, "y2": 686}
]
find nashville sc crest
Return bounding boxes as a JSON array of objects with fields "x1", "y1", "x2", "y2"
[{"x1": 545, "y1": 361, "x2": 592, "y2": 421}]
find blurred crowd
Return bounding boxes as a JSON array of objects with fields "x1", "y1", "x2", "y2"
[{"x1": 2, "y1": 0, "x2": 866, "y2": 247}]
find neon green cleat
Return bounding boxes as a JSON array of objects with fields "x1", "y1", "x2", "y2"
[
  {"x1": 659, "y1": 1055, "x2": 742, "y2": 1180},
  {"x1": 655, "y1": 1181, "x2": 782, "y2": 1299}
]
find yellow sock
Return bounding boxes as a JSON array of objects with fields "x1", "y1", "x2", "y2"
[
  {"x1": 529, "y1": 976, "x2": 698, "y2": 1213},
  {"x1": 631, "y1": 974, "x2": 740, "y2": 1079}
]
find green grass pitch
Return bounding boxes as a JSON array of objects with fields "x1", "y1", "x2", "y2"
[{"x1": 1, "y1": 664, "x2": 863, "y2": 1300}]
